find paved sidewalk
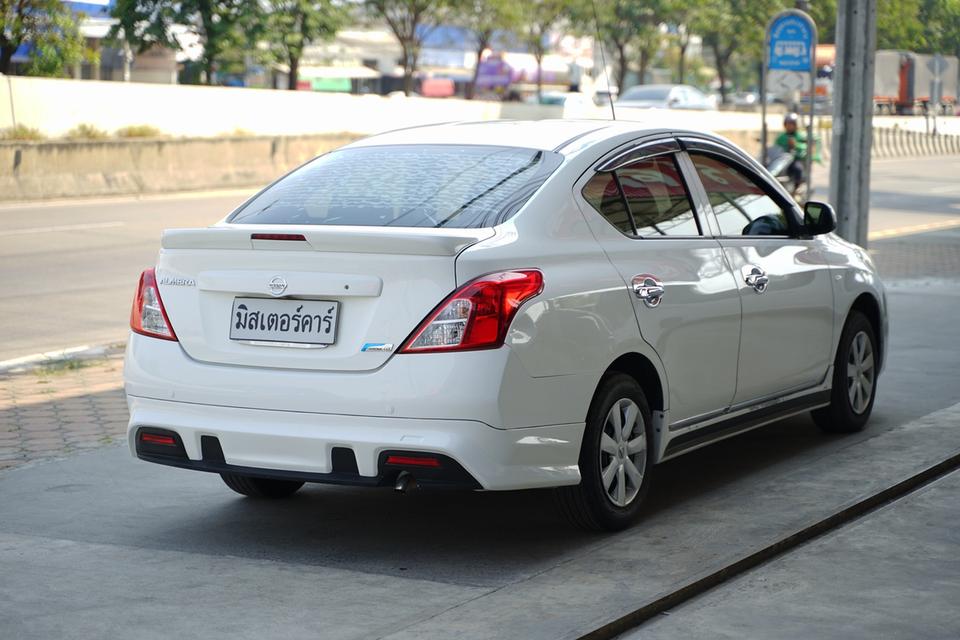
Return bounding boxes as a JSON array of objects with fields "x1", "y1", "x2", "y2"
[
  {"x1": 0, "y1": 355, "x2": 126, "y2": 472},
  {"x1": 627, "y1": 468, "x2": 960, "y2": 639}
]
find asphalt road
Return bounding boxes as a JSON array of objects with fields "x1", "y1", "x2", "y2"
[{"x1": 1, "y1": 155, "x2": 959, "y2": 363}]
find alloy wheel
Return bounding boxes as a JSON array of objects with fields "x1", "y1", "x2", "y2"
[
  {"x1": 847, "y1": 330, "x2": 875, "y2": 414},
  {"x1": 599, "y1": 398, "x2": 647, "y2": 507}
]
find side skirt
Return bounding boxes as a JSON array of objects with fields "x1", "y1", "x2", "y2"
[{"x1": 660, "y1": 389, "x2": 831, "y2": 460}]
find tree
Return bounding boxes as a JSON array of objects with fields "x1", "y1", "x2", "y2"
[
  {"x1": 110, "y1": 0, "x2": 258, "y2": 85},
  {"x1": 266, "y1": 0, "x2": 344, "y2": 90},
  {"x1": 24, "y1": 7, "x2": 96, "y2": 77},
  {"x1": 876, "y1": 0, "x2": 925, "y2": 50},
  {"x1": 920, "y1": 0, "x2": 960, "y2": 57},
  {"x1": 455, "y1": 0, "x2": 518, "y2": 99},
  {"x1": 517, "y1": 0, "x2": 567, "y2": 101},
  {"x1": 574, "y1": 0, "x2": 649, "y2": 94},
  {"x1": 1, "y1": 0, "x2": 90, "y2": 74},
  {"x1": 692, "y1": 0, "x2": 775, "y2": 103},
  {"x1": 365, "y1": 0, "x2": 452, "y2": 96},
  {"x1": 665, "y1": 0, "x2": 697, "y2": 84}
]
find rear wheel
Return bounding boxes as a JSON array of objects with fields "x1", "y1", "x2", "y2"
[
  {"x1": 220, "y1": 473, "x2": 304, "y2": 498},
  {"x1": 555, "y1": 374, "x2": 654, "y2": 531},
  {"x1": 812, "y1": 311, "x2": 878, "y2": 433}
]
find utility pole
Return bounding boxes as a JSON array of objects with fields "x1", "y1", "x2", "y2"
[{"x1": 829, "y1": 0, "x2": 877, "y2": 247}]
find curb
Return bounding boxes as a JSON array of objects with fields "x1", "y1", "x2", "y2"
[{"x1": 0, "y1": 343, "x2": 125, "y2": 375}]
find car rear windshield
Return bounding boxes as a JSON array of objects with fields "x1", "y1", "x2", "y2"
[{"x1": 228, "y1": 144, "x2": 563, "y2": 228}]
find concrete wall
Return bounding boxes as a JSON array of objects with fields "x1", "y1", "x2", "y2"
[{"x1": 0, "y1": 134, "x2": 359, "y2": 201}]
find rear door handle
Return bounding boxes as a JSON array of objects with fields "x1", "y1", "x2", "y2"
[
  {"x1": 741, "y1": 265, "x2": 769, "y2": 293},
  {"x1": 632, "y1": 274, "x2": 665, "y2": 308}
]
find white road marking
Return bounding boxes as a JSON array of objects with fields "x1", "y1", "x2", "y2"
[
  {"x1": 929, "y1": 184, "x2": 960, "y2": 194},
  {"x1": 4, "y1": 221, "x2": 125, "y2": 236}
]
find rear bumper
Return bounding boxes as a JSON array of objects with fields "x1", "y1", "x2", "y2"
[{"x1": 126, "y1": 395, "x2": 583, "y2": 491}]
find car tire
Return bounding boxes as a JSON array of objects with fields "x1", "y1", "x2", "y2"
[
  {"x1": 812, "y1": 311, "x2": 878, "y2": 434},
  {"x1": 220, "y1": 473, "x2": 304, "y2": 498},
  {"x1": 555, "y1": 373, "x2": 654, "y2": 532}
]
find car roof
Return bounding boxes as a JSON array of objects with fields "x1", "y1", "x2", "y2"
[
  {"x1": 345, "y1": 120, "x2": 615, "y2": 152},
  {"x1": 345, "y1": 119, "x2": 701, "y2": 153}
]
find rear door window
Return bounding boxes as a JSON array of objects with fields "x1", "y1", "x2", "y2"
[
  {"x1": 229, "y1": 145, "x2": 562, "y2": 229},
  {"x1": 581, "y1": 154, "x2": 701, "y2": 237}
]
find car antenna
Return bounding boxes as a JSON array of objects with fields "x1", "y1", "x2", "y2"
[{"x1": 591, "y1": 0, "x2": 616, "y2": 121}]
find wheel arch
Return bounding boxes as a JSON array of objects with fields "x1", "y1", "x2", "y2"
[
  {"x1": 602, "y1": 352, "x2": 666, "y2": 413},
  {"x1": 847, "y1": 292, "x2": 883, "y2": 369}
]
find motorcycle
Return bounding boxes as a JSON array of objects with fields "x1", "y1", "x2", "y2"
[{"x1": 763, "y1": 145, "x2": 808, "y2": 202}]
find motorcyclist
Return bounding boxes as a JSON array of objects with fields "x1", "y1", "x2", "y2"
[{"x1": 775, "y1": 112, "x2": 819, "y2": 194}]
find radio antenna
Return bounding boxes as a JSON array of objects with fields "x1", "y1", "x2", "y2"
[{"x1": 591, "y1": 0, "x2": 616, "y2": 120}]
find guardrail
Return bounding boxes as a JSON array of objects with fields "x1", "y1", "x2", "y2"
[{"x1": 820, "y1": 127, "x2": 960, "y2": 159}]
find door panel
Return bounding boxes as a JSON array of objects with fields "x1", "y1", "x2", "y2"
[
  {"x1": 575, "y1": 150, "x2": 741, "y2": 424},
  {"x1": 682, "y1": 149, "x2": 835, "y2": 403},
  {"x1": 719, "y1": 240, "x2": 835, "y2": 402}
]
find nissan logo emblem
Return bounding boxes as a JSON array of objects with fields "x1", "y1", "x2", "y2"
[{"x1": 268, "y1": 276, "x2": 288, "y2": 296}]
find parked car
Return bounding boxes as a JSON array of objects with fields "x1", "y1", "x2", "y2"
[
  {"x1": 616, "y1": 84, "x2": 716, "y2": 110},
  {"x1": 532, "y1": 91, "x2": 597, "y2": 117},
  {"x1": 125, "y1": 120, "x2": 887, "y2": 531}
]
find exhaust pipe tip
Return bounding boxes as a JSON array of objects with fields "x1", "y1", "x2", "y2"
[{"x1": 394, "y1": 471, "x2": 417, "y2": 493}]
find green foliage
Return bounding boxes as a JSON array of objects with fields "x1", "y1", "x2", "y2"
[
  {"x1": 691, "y1": 0, "x2": 780, "y2": 102},
  {"x1": 265, "y1": 0, "x2": 346, "y2": 90},
  {"x1": 515, "y1": 0, "x2": 569, "y2": 98},
  {"x1": 65, "y1": 124, "x2": 110, "y2": 140},
  {"x1": 0, "y1": 124, "x2": 46, "y2": 141},
  {"x1": 0, "y1": 0, "x2": 96, "y2": 75},
  {"x1": 452, "y1": 0, "x2": 520, "y2": 98},
  {"x1": 364, "y1": 0, "x2": 455, "y2": 95},
  {"x1": 110, "y1": 0, "x2": 260, "y2": 84},
  {"x1": 24, "y1": 10, "x2": 97, "y2": 77},
  {"x1": 115, "y1": 125, "x2": 164, "y2": 138}
]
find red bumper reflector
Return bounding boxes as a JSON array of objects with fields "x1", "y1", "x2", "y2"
[
  {"x1": 140, "y1": 433, "x2": 177, "y2": 446},
  {"x1": 386, "y1": 455, "x2": 441, "y2": 468},
  {"x1": 251, "y1": 233, "x2": 307, "y2": 241}
]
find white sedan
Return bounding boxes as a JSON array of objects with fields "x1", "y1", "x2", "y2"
[{"x1": 125, "y1": 120, "x2": 886, "y2": 530}]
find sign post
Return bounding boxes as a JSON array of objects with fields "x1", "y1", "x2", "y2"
[
  {"x1": 763, "y1": 10, "x2": 818, "y2": 198},
  {"x1": 928, "y1": 54, "x2": 947, "y2": 135}
]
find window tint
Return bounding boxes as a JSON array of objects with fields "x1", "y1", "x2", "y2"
[
  {"x1": 229, "y1": 145, "x2": 561, "y2": 229},
  {"x1": 617, "y1": 156, "x2": 699, "y2": 236},
  {"x1": 582, "y1": 173, "x2": 633, "y2": 234},
  {"x1": 689, "y1": 154, "x2": 790, "y2": 236}
]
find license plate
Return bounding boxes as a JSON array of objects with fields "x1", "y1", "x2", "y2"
[{"x1": 230, "y1": 298, "x2": 340, "y2": 346}]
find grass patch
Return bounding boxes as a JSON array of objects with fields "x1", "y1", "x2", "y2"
[
  {"x1": 115, "y1": 125, "x2": 163, "y2": 138},
  {"x1": 65, "y1": 123, "x2": 109, "y2": 140},
  {"x1": 34, "y1": 358, "x2": 97, "y2": 377},
  {"x1": 0, "y1": 124, "x2": 46, "y2": 141}
]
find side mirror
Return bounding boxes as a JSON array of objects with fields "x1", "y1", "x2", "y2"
[{"x1": 803, "y1": 201, "x2": 837, "y2": 235}]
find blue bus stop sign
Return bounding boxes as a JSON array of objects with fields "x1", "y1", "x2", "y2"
[{"x1": 768, "y1": 12, "x2": 815, "y2": 72}]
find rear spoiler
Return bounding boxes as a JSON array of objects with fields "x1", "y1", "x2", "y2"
[{"x1": 161, "y1": 225, "x2": 495, "y2": 257}]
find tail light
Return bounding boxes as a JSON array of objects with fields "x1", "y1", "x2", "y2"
[
  {"x1": 130, "y1": 268, "x2": 178, "y2": 341},
  {"x1": 400, "y1": 270, "x2": 543, "y2": 353}
]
